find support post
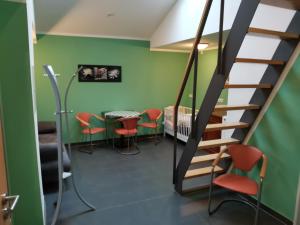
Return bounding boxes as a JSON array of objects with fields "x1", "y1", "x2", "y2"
[
  {"x1": 217, "y1": 0, "x2": 225, "y2": 74},
  {"x1": 191, "y1": 48, "x2": 198, "y2": 138}
]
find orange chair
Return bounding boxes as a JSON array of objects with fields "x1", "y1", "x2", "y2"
[
  {"x1": 75, "y1": 112, "x2": 106, "y2": 154},
  {"x1": 113, "y1": 117, "x2": 140, "y2": 155},
  {"x1": 208, "y1": 144, "x2": 268, "y2": 225},
  {"x1": 138, "y1": 109, "x2": 162, "y2": 144}
]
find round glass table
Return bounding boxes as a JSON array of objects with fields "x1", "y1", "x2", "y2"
[{"x1": 104, "y1": 111, "x2": 140, "y2": 118}]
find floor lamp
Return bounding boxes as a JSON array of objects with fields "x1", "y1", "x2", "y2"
[{"x1": 43, "y1": 65, "x2": 95, "y2": 225}]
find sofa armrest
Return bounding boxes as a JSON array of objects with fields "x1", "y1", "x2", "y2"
[{"x1": 39, "y1": 143, "x2": 58, "y2": 162}]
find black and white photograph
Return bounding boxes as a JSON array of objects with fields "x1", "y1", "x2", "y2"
[{"x1": 78, "y1": 64, "x2": 122, "y2": 82}]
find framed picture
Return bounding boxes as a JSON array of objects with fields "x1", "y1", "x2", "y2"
[{"x1": 78, "y1": 64, "x2": 122, "y2": 82}]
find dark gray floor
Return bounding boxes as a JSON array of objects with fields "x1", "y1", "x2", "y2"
[{"x1": 45, "y1": 137, "x2": 283, "y2": 225}]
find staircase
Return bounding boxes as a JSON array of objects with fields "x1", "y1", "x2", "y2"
[{"x1": 173, "y1": 0, "x2": 300, "y2": 194}]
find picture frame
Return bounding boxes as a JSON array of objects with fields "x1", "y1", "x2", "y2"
[{"x1": 78, "y1": 64, "x2": 122, "y2": 82}]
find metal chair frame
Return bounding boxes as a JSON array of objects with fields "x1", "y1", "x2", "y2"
[
  {"x1": 76, "y1": 113, "x2": 106, "y2": 154},
  {"x1": 112, "y1": 117, "x2": 140, "y2": 155},
  {"x1": 139, "y1": 109, "x2": 163, "y2": 145},
  {"x1": 208, "y1": 146, "x2": 267, "y2": 225}
]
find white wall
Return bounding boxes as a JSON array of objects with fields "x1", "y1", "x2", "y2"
[
  {"x1": 150, "y1": 0, "x2": 241, "y2": 48},
  {"x1": 223, "y1": 3, "x2": 296, "y2": 139},
  {"x1": 26, "y1": 0, "x2": 45, "y2": 223}
]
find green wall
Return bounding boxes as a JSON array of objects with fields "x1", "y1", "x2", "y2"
[
  {"x1": 249, "y1": 55, "x2": 300, "y2": 220},
  {"x1": 0, "y1": 2, "x2": 43, "y2": 225},
  {"x1": 182, "y1": 49, "x2": 227, "y2": 108},
  {"x1": 34, "y1": 35, "x2": 189, "y2": 143}
]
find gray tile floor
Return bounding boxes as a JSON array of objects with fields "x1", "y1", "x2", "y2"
[{"x1": 45, "y1": 137, "x2": 283, "y2": 225}]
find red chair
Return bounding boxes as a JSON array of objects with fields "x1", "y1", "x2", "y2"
[
  {"x1": 208, "y1": 144, "x2": 268, "y2": 225},
  {"x1": 75, "y1": 112, "x2": 106, "y2": 154},
  {"x1": 138, "y1": 109, "x2": 162, "y2": 144},
  {"x1": 113, "y1": 117, "x2": 140, "y2": 155}
]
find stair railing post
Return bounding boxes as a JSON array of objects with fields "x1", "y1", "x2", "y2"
[
  {"x1": 191, "y1": 48, "x2": 198, "y2": 138},
  {"x1": 173, "y1": 106, "x2": 178, "y2": 184},
  {"x1": 173, "y1": 0, "x2": 213, "y2": 188},
  {"x1": 217, "y1": 0, "x2": 225, "y2": 74}
]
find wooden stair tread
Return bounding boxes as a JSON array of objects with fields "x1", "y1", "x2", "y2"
[
  {"x1": 224, "y1": 83, "x2": 272, "y2": 89},
  {"x1": 205, "y1": 122, "x2": 249, "y2": 132},
  {"x1": 235, "y1": 58, "x2": 285, "y2": 65},
  {"x1": 191, "y1": 153, "x2": 230, "y2": 164},
  {"x1": 248, "y1": 27, "x2": 300, "y2": 40},
  {"x1": 214, "y1": 104, "x2": 260, "y2": 111},
  {"x1": 184, "y1": 166, "x2": 223, "y2": 179},
  {"x1": 198, "y1": 138, "x2": 240, "y2": 150},
  {"x1": 260, "y1": 0, "x2": 300, "y2": 10}
]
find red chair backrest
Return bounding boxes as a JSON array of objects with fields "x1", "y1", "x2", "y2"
[
  {"x1": 76, "y1": 112, "x2": 92, "y2": 127},
  {"x1": 119, "y1": 117, "x2": 140, "y2": 130},
  {"x1": 145, "y1": 109, "x2": 161, "y2": 121},
  {"x1": 228, "y1": 144, "x2": 263, "y2": 172}
]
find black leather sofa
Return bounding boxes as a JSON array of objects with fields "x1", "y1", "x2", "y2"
[{"x1": 38, "y1": 121, "x2": 71, "y2": 192}]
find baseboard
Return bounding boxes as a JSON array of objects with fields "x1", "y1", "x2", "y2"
[
  {"x1": 241, "y1": 195, "x2": 293, "y2": 225},
  {"x1": 69, "y1": 133, "x2": 164, "y2": 147}
]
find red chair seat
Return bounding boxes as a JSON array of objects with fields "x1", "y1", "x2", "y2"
[
  {"x1": 138, "y1": 122, "x2": 157, "y2": 129},
  {"x1": 82, "y1": 127, "x2": 105, "y2": 135},
  {"x1": 213, "y1": 174, "x2": 258, "y2": 195},
  {"x1": 115, "y1": 128, "x2": 137, "y2": 136}
]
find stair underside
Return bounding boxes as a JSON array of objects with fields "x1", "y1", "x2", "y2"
[
  {"x1": 235, "y1": 58, "x2": 285, "y2": 65},
  {"x1": 248, "y1": 27, "x2": 300, "y2": 39},
  {"x1": 214, "y1": 104, "x2": 260, "y2": 111},
  {"x1": 191, "y1": 153, "x2": 231, "y2": 164},
  {"x1": 184, "y1": 166, "x2": 223, "y2": 179},
  {"x1": 224, "y1": 83, "x2": 272, "y2": 89},
  {"x1": 205, "y1": 122, "x2": 249, "y2": 132},
  {"x1": 198, "y1": 138, "x2": 240, "y2": 150}
]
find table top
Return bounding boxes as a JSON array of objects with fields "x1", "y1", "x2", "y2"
[{"x1": 105, "y1": 111, "x2": 140, "y2": 118}]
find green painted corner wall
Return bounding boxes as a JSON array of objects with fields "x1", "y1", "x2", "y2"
[
  {"x1": 249, "y1": 55, "x2": 300, "y2": 220},
  {"x1": 34, "y1": 35, "x2": 189, "y2": 143},
  {"x1": 0, "y1": 2, "x2": 43, "y2": 225},
  {"x1": 182, "y1": 49, "x2": 227, "y2": 108}
]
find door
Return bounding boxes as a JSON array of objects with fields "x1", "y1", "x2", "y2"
[{"x1": 0, "y1": 118, "x2": 18, "y2": 225}]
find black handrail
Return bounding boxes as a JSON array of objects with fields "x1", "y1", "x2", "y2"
[
  {"x1": 191, "y1": 48, "x2": 198, "y2": 139},
  {"x1": 218, "y1": 0, "x2": 225, "y2": 74},
  {"x1": 172, "y1": 0, "x2": 224, "y2": 184}
]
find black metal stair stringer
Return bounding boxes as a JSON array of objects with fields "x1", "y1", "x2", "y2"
[
  {"x1": 232, "y1": 11, "x2": 300, "y2": 142},
  {"x1": 174, "y1": 0, "x2": 261, "y2": 193}
]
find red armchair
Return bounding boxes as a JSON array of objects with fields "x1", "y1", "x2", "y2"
[
  {"x1": 75, "y1": 112, "x2": 106, "y2": 154},
  {"x1": 138, "y1": 109, "x2": 162, "y2": 144},
  {"x1": 208, "y1": 144, "x2": 268, "y2": 225},
  {"x1": 113, "y1": 117, "x2": 141, "y2": 155}
]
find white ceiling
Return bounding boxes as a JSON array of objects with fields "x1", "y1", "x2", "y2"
[{"x1": 34, "y1": 0, "x2": 177, "y2": 40}]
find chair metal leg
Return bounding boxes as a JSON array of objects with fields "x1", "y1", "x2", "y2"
[
  {"x1": 254, "y1": 179, "x2": 263, "y2": 225},
  {"x1": 118, "y1": 135, "x2": 140, "y2": 155},
  {"x1": 208, "y1": 170, "x2": 215, "y2": 215},
  {"x1": 209, "y1": 176, "x2": 262, "y2": 222},
  {"x1": 112, "y1": 135, "x2": 115, "y2": 150},
  {"x1": 88, "y1": 133, "x2": 93, "y2": 154},
  {"x1": 79, "y1": 134, "x2": 93, "y2": 154},
  {"x1": 127, "y1": 136, "x2": 130, "y2": 152},
  {"x1": 154, "y1": 127, "x2": 161, "y2": 145},
  {"x1": 154, "y1": 130, "x2": 158, "y2": 145},
  {"x1": 105, "y1": 120, "x2": 109, "y2": 145},
  {"x1": 134, "y1": 134, "x2": 139, "y2": 150}
]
